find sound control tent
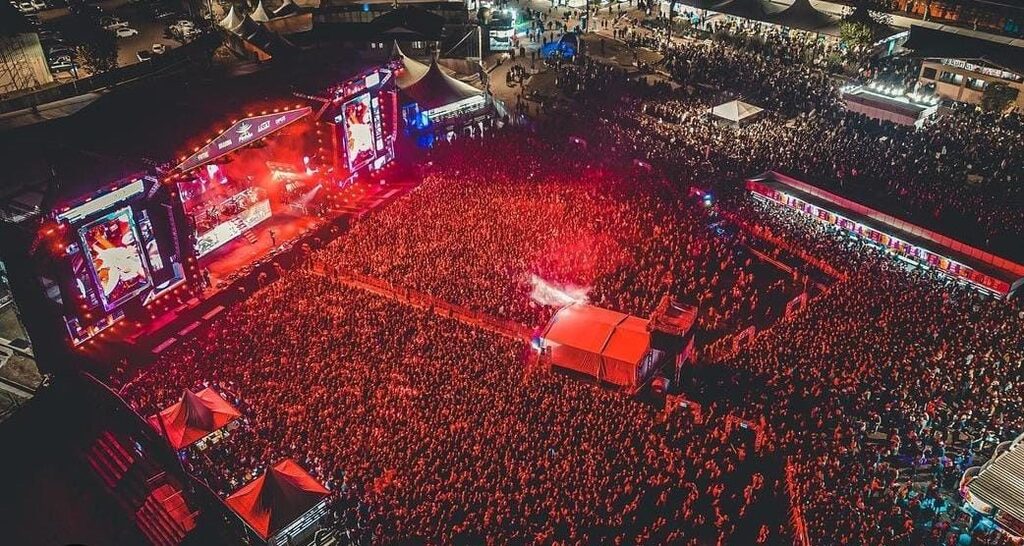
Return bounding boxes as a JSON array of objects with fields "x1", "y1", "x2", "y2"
[{"x1": 540, "y1": 303, "x2": 662, "y2": 388}]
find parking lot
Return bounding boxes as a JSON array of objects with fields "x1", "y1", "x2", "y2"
[{"x1": 11, "y1": 0, "x2": 203, "y2": 81}]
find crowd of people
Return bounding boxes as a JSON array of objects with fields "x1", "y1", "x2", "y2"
[
  {"x1": 119, "y1": 272, "x2": 790, "y2": 545},
  {"x1": 320, "y1": 132, "x2": 796, "y2": 339},
  {"x1": 104, "y1": 3, "x2": 1024, "y2": 544},
  {"x1": 698, "y1": 200, "x2": 1024, "y2": 545}
]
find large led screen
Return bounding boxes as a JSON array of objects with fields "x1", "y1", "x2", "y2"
[
  {"x1": 343, "y1": 92, "x2": 376, "y2": 172},
  {"x1": 79, "y1": 207, "x2": 150, "y2": 311}
]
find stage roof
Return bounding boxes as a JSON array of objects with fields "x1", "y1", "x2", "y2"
[
  {"x1": 401, "y1": 60, "x2": 484, "y2": 111},
  {"x1": 149, "y1": 388, "x2": 242, "y2": 450},
  {"x1": 225, "y1": 459, "x2": 329, "y2": 540},
  {"x1": 903, "y1": 25, "x2": 1024, "y2": 75}
]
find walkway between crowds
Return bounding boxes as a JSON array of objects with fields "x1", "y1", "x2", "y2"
[{"x1": 309, "y1": 265, "x2": 534, "y2": 342}]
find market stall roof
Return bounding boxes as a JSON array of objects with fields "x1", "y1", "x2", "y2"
[
  {"x1": 225, "y1": 459, "x2": 330, "y2": 540},
  {"x1": 401, "y1": 60, "x2": 484, "y2": 111},
  {"x1": 764, "y1": 0, "x2": 835, "y2": 31},
  {"x1": 251, "y1": 1, "x2": 271, "y2": 23},
  {"x1": 902, "y1": 25, "x2": 1024, "y2": 75},
  {"x1": 711, "y1": 99, "x2": 763, "y2": 123},
  {"x1": 540, "y1": 303, "x2": 654, "y2": 387},
  {"x1": 148, "y1": 388, "x2": 242, "y2": 450},
  {"x1": 391, "y1": 41, "x2": 430, "y2": 89}
]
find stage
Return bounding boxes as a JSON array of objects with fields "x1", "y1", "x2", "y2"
[{"x1": 200, "y1": 212, "x2": 323, "y2": 289}]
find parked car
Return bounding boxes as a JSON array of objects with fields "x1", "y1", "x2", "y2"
[
  {"x1": 114, "y1": 27, "x2": 138, "y2": 38},
  {"x1": 48, "y1": 60, "x2": 75, "y2": 72},
  {"x1": 136, "y1": 50, "x2": 152, "y2": 61},
  {"x1": 48, "y1": 55, "x2": 73, "y2": 69},
  {"x1": 16, "y1": 2, "x2": 37, "y2": 13},
  {"x1": 151, "y1": 43, "x2": 166, "y2": 54},
  {"x1": 153, "y1": 8, "x2": 177, "y2": 19},
  {"x1": 30, "y1": 0, "x2": 47, "y2": 10},
  {"x1": 101, "y1": 16, "x2": 128, "y2": 30}
]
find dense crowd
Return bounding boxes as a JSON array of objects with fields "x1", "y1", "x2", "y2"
[
  {"x1": 700, "y1": 200, "x2": 1024, "y2": 546},
  {"x1": 320, "y1": 133, "x2": 795, "y2": 338},
  {"x1": 106, "y1": 3, "x2": 1024, "y2": 544},
  {"x1": 612, "y1": 15, "x2": 1024, "y2": 259},
  {"x1": 120, "y1": 272, "x2": 790, "y2": 545}
]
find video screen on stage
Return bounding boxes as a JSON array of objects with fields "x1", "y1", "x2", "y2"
[
  {"x1": 343, "y1": 93, "x2": 377, "y2": 171},
  {"x1": 79, "y1": 207, "x2": 151, "y2": 312}
]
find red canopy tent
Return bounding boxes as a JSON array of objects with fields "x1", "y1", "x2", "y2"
[
  {"x1": 148, "y1": 387, "x2": 241, "y2": 450},
  {"x1": 225, "y1": 459, "x2": 330, "y2": 541},
  {"x1": 540, "y1": 303, "x2": 658, "y2": 388}
]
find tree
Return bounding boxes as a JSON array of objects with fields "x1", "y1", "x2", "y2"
[
  {"x1": 65, "y1": 13, "x2": 118, "y2": 74},
  {"x1": 981, "y1": 82, "x2": 1019, "y2": 113},
  {"x1": 839, "y1": 20, "x2": 875, "y2": 49}
]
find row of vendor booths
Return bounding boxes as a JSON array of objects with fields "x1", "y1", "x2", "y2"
[{"x1": 148, "y1": 388, "x2": 333, "y2": 545}]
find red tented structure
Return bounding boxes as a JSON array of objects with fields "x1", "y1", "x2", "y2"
[
  {"x1": 540, "y1": 303, "x2": 660, "y2": 388},
  {"x1": 148, "y1": 387, "x2": 241, "y2": 450},
  {"x1": 225, "y1": 459, "x2": 330, "y2": 541}
]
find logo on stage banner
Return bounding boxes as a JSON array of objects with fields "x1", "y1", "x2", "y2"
[{"x1": 176, "y1": 107, "x2": 312, "y2": 173}]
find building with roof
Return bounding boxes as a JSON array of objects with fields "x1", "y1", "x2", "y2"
[
  {"x1": 314, "y1": 2, "x2": 478, "y2": 59},
  {"x1": 905, "y1": 25, "x2": 1024, "y2": 111},
  {"x1": 539, "y1": 303, "x2": 666, "y2": 390}
]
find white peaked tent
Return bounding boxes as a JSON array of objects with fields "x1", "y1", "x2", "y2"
[
  {"x1": 711, "y1": 99, "x2": 764, "y2": 126},
  {"x1": 273, "y1": 0, "x2": 298, "y2": 16},
  {"x1": 219, "y1": 6, "x2": 246, "y2": 31},
  {"x1": 251, "y1": 0, "x2": 271, "y2": 22},
  {"x1": 392, "y1": 41, "x2": 430, "y2": 89}
]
